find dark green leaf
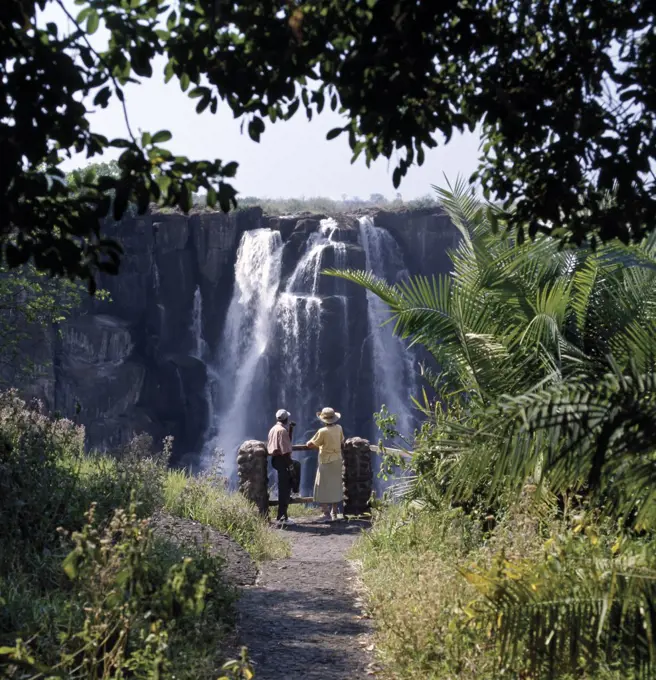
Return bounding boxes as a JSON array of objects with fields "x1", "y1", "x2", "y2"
[
  {"x1": 326, "y1": 127, "x2": 343, "y2": 141},
  {"x1": 248, "y1": 117, "x2": 265, "y2": 142},
  {"x1": 86, "y1": 11, "x2": 99, "y2": 35},
  {"x1": 222, "y1": 161, "x2": 238, "y2": 178},
  {"x1": 93, "y1": 86, "x2": 111, "y2": 107},
  {"x1": 151, "y1": 130, "x2": 172, "y2": 144}
]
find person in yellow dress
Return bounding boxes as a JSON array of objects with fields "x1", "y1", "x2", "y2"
[{"x1": 306, "y1": 407, "x2": 344, "y2": 520}]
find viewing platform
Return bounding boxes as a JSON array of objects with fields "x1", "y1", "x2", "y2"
[{"x1": 237, "y1": 437, "x2": 380, "y2": 517}]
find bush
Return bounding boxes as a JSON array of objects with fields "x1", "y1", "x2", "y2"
[
  {"x1": 354, "y1": 500, "x2": 632, "y2": 680},
  {"x1": 76, "y1": 434, "x2": 172, "y2": 522},
  {"x1": 0, "y1": 500, "x2": 238, "y2": 679},
  {"x1": 0, "y1": 392, "x2": 277, "y2": 678},
  {"x1": 0, "y1": 390, "x2": 85, "y2": 572}
]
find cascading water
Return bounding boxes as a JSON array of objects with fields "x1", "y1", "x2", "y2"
[
  {"x1": 275, "y1": 218, "x2": 354, "y2": 494},
  {"x1": 190, "y1": 286, "x2": 208, "y2": 360},
  {"x1": 203, "y1": 229, "x2": 284, "y2": 477},
  {"x1": 201, "y1": 215, "x2": 420, "y2": 493},
  {"x1": 358, "y1": 216, "x2": 417, "y2": 443},
  {"x1": 279, "y1": 220, "x2": 337, "y2": 440}
]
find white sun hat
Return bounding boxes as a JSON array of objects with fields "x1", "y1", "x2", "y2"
[
  {"x1": 276, "y1": 409, "x2": 291, "y2": 421},
  {"x1": 316, "y1": 407, "x2": 341, "y2": 424}
]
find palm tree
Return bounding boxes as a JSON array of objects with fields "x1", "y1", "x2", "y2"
[{"x1": 327, "y1": 180, "x2": 656, "y2": 677}]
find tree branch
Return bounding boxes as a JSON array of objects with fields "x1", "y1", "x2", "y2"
[{"x1": 54, "y1": 0, "x2": 137, "y2": 144}]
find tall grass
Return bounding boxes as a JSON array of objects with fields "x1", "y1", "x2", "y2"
[
  {"x1": 353, "y1": 501, "x2": 628, "y2": 680},
  {"x1": 164, "y1": 469, "x2": 290, "y2": 562}
]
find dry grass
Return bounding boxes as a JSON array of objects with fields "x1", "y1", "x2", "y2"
[
  {"x1": 352, "y1": 505, "x2": 494, "y2": 680},
  {"x1": 353, "y1": 501, "x2": 627, "y2": 680}
]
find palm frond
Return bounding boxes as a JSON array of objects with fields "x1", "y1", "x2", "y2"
[
  {"x1": 449, "y1": 363, "x2": 656, "y2": 528},
  {"x1": 431, "y1": 176, "x2": 484, "y2": 245},
  {"x1": 323, "y1": 268, "x2": 402, "y2": 308},
  {"x1": 464, "y1": 537, "x2": 656, "y2": 678}
]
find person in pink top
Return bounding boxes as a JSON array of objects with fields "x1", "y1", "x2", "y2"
[{"x1": 267, "y1": 409, "x2": 295, "y2": 525}]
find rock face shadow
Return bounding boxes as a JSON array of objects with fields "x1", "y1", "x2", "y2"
[{"x1": 237, "y1": 517, "x2": 374, "y2": 680}]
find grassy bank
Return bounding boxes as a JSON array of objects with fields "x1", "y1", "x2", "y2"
[
  {"x1": 353, "y1": 500, "x2": 631, "y2": 680},
  {"x1": 0, "y1": 390, "x2": 283, "y2": 678},
  {"x1": 165, "y1": 469, "x2": 290, "y2": 561}
]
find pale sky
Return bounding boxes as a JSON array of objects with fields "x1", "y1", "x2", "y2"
[{"x1": 43, "y1": 3, "x2": 481, "y2": 201}]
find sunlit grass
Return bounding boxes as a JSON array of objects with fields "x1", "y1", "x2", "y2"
[
  {"x1": 164, "y1": 469, "x2": 290, "y2": 562},
  {"x1": 353, "y1": 503, "x2": 627, "y2": 680}
]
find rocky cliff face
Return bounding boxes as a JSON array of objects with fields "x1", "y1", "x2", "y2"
[{"x1": 22, "y1": 206, "x2": 459, "y2": 464}]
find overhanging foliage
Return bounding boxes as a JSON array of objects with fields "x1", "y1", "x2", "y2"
[{"x1": 2, "y1": 0, "x2": 656, "y2": 288}]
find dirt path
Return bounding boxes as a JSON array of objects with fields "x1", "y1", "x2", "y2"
[{"x1": 237, "y1": 516, "x2": 375, "y2": 680}]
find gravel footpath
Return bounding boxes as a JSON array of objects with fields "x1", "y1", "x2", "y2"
[{"x1": 237, "y1": 516, "x2": 375, "y2": 680}]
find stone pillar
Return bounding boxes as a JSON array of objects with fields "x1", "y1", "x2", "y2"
[
  {"x1": 237, "y1": 440, "x2": 269, "y2": 516},
  {"x1": 342, "y1": 437, "x2": 373, "y2": 517}
]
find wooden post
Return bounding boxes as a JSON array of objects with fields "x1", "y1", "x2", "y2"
[
  {"x1": 342, "y1": 437, "x2": 372, "y2": 517},
  {"x1": 237, "y1": 440, "x2": 269, "y2": 516}
]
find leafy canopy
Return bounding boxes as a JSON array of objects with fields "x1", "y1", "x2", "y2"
[{"x1": 2, "y1": 0, "x2": 655, "y2": 288}]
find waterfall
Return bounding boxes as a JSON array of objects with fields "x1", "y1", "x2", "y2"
[
  {"x1": 276, "y1": 218, "x2": 355, "y2": 494},
  {"x1": 190, "y1": 286, "x2": 207, "y2": 360},
  {"x1": 152, "y1": 260, "x2": 166, "y2": 328},
  {"x1": 358, "y1": 216, "x2": 416, "y2": 442},
  {"x1": 203, "y1": 228, "x2": 284, "y2": 476},
  {"x1": 199, "y1": 215, "x2": 420, "y2": 491},
  {"x1": 279, "y1": 220, "x2": 335, "y2": 440}
]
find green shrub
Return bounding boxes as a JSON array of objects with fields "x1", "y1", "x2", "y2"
[
  {"x1": 76, "y1": 434, "x2": 172, "y2": 521},
  {"x1": 0, "y1": 390, "x2": 85, "y2": 572},
  {"x1": 354, "y1": 500, "x2": 633, "y2": 680},
  {"x1": 0, "y1": 392, "x2": 266, "y2": 678},
  {"x1": 0, "y1": 499, "x2": 239, "y2": 679}
]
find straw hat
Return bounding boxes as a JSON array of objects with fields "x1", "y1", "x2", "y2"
[{"x1": 317, "y1": 407, "x2": 341, "y2": 424}]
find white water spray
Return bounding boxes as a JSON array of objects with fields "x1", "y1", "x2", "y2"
[
  {"x1": 279, "y1": 220, "x2": 341, "y2": 439},
  {"x1": 358, "y1": 216, "x2": 416, "y2": 441},
  {"x1": 190, "y1": 286, "x2": 208, "y2": 360},
  {"x1": 203, "y1": 229, "x2": 284, "y2": 475}
]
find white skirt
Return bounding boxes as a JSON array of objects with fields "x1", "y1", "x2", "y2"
[{"x1": 313, "y1": 459, "x2": 343, "y2": 503}]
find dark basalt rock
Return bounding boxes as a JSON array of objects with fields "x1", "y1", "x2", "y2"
[
  {"x1": 10, "y1": 206, "x2": 457, "y2": 466},
  {"x1": 373, "y1": 207, "x2": 461, "y2": 276}
]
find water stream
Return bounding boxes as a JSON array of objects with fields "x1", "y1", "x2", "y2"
[
  {"x1": 190, "y1": 286, "x2": 208, "y2": 360},
  {"x1": 358, "y1": 216, "x2": 416, "y2": 442},
  {"x1": 203, "y1": 229, "x2": 284, "y2": 476}
]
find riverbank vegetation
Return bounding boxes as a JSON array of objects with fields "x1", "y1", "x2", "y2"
[
  {"x1": 336, "y1": 182, "x2": 656, "y2": 679},
  {"x1": 0, "y1": 391, "x2": 280, "y2": 678}
]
